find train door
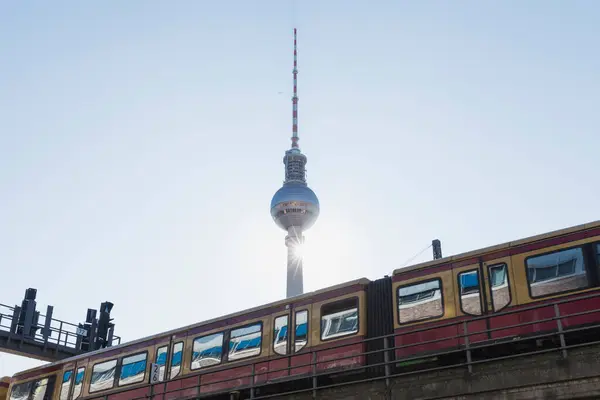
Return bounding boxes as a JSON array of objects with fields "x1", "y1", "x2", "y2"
[
  {"x1": 454, "y1": 261, "x2": 490, "y2": 346},
  {"x1": 265, "y1": 304, "x2": 311, "y2": 383},
  {"x1": 59, "y1": 361, "x2": 87, "y2": 400},
  {"x1": 266, "y1": 308, "x2": 292, "y2": 382},
  {"x1": 289, "y1": 306, "x2": 310, "y2": 377},
  {"x1": 163, "y1": 338, "x2": 186, "y2": 400},
  {"x1": 147, "y1": 341, "x2": 170, "y2": 399},
  {"x1": 481, "y1": 257, "x2": 521, "y2": 340}
]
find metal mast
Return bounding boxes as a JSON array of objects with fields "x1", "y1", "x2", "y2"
[{"x1": 291, "y1": 28, "x2": 299, "y2": 149}]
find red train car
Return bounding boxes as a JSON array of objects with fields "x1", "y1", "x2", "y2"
[
  {"x1": 391, "y1": 220, "x2": 600, "y2": 362},
  {"x1": 4, "y1": 220, "x2": 600, "y2": 400}
]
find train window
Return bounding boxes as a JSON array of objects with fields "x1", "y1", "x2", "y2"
[
  {"x1": 59, "y1": 370, "x2": 72, "y2": 400},
  {"x1": 397, "y1": 278, "x2": 444, "y2": 324},
  {"x1": 89, "y1": 359, "x2": 117, "y2": 393},
  {"x1": 31, "y1": 376, "x2": 55, "y2": 400},
  {"x1": 295, "y1": 310, "x2": 308, "y2": 352},
  {"x1": 458, "y1": 270, "x2": 482, "y2": 316},
  {"x1": 119, "y1": 352, "x2": 147, "y2": 386},
  {"x1": 526, "y1": 247, "x2": 589, "y2": 298},
  {"x1": 320, "y1": 298, "x2": 359, "y2": 341},
  {"x1": 9, "y1": 376, "x2": 56, "y2": 400},
  {"x1": 488, "y1": 263, "x2": 511, "y2": 311},
  {"x1": 169, "y1": 342, "x2": 183, "y2": 379},
  {"x1": 9, "y1": 382, "x2": 31, "y2": 400},
  {"x1": 155, "y1": 345, "x2": 168, "y2": 382},
  {"x1": 72, "y1": 367, "x2": 85, "y2": 399},
  {"x1": 191, "y1": 332, "x2": 224, "y2": 370},
  {"x1": 596, "y1": 244, "x2": 600, "y2": 265},
  {"x1": 273, "y1": 315, "x2": 289, "y2": 355},
  {"x1": 229, "y1": 323, "x2": 262, "y2": 361}
]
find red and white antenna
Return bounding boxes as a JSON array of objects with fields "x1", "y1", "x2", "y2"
[{"x1": 291, "y1": 28, "x2": 299, "y2": 149}]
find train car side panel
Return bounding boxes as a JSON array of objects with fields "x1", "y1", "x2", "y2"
[
  {"x1": 453, "y1": 263, "x2": 487, "y2": 345},
  {"x1": 6, "y1": 370, "x2": 59, "y2": 400},
  {"x1": 266, "y1": 310, "x2": 290, "y2": 382},
  {"x1": 311, "y1": 290, "x2": 366, "y2": 372},
  {"x1": 393, "y1": 270, "x2": 458, "y2": 359},
  {"x1": 482, "y1": 257, "x2": 522, "y2": 340},
  {"x1": 195, "y1": 317, "x2": 269, "y2": 395},
  {"x1": 511, "y1": 237, "x2": 600, "y2": 337},
  {"x1": 289, "y1": 306, "x2": 313, "y2": 378}
]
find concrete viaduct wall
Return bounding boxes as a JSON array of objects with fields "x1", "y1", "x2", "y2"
[{"x1": 269, "y1": 344, "x2": 600, "y2": 400}]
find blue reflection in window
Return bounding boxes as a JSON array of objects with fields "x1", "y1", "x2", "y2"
[
  {"x1": 119, "y1": 353, "x2": 147, "y2": 384},
  {"x1": 62, "y1": 370, "x2": 72, "y2": 384},
  {"x1": 459, "y1": 270, "x2": 480, "y2": 295},
  {"x1": 295, "y1": 323, "x2": 307, "y2": 337},
  {"x1": 169, "y1": 342, "x2": 183, "y2": 380},
  {"x1": 229, "y1": 324, "x2": 262, "y2": 360},
  {"x1": 275, "y1": 325, "x2": 287, "y2": 341},
  {"x1": 156, "y1": 350, "x2": 167, "y2": 366},
  {"x1": 192, "y1": 333, "x2": 223, "y2": 369},
  {"x1": 172, "y1": 348, "x2": 182, "y2": 366},
  {"x1": 75, "y1": 369, "x2": 85, "y2": 385}
]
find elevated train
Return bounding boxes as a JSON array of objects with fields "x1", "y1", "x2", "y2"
[{"x1": 3, "y1": 220, "x2": 600, "y2": 400}]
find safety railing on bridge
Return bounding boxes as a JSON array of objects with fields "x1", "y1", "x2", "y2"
[
  {"x1": 0, "y1": 301, "x2": 121, "y2": 359},
  {"x1": 72, "y1": 290, "x2": 600, "y2": 400}
]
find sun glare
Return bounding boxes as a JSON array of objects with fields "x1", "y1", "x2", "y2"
[{"x1": 291, "y1": 242, "x2": 304, "y2": 259}]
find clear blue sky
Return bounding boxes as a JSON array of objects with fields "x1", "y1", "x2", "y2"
[{"x1": 1, "y1": 0, "x2": 598, "y2": 376}]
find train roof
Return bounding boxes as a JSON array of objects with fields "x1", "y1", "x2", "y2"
[
  {"x1": 393, "y1": 219, "x2": 600, "y2": 277},
  {"x1": 13, "y1": 277, "x2": 370, "y2": 378}
]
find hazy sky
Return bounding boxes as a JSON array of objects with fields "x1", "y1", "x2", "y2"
[{"x1": 1, "y1": 0, "x2": 598, "y2": 376}]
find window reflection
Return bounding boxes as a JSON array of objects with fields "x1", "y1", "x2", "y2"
[
  {"x1": 295, "y1": 310, "x2": 308, "y2": 352},
  {"x1": 398, "y1": 279, "x2": 443, "y2": 323},
  {"x1": 31, "y1": 377, "x2": 53, "y2": 400},
  {"x1": 458, "y1": 270, "x2": 482, "y2": 316},
  {"x1": 9, "y1": 382, "x2": 31, "y2": 400},
  {"x1": 72, "y1": 367, "x2": 85, "y2": 399},
  {"x1": 489, "y1": 263, "x2": 510, "y2": 311},
  {"x1": 169, "y1": 342, "x2": 183, "y2": 379},
  {"x1": 59, "y1": 370, "x2": 72, "y2": 400},
  {"x1": 526, "y1": 248, "x2": 588, "y2": 297},
  {"x1": 229, "y1": 324, "x2": 262, "y2": 360},
  {"x1": 321, "y1": 302, "x2": 358, "y2": 341},
  {"x1": 191, "y1": 333, "x2": 223, "y2": 369},
  {"x1": 119, "y1": 352, "x2": 147, "y2": 386},
  {"x1": 155, "y1": 346, "x2": 168, "y2": 382},
  {"x1": 90, "y1": 360, "x2": 116, "y2": 392},
  {"x1": 273, "y1": 315, "x2": 288, "y2": 355}
]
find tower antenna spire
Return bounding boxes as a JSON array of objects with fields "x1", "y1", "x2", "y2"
[{"x1": 291, "y1": 28, "x2": 299, "y2": 149}]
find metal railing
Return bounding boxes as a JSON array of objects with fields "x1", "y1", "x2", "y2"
[
  {"x1": 82, "y1": 291, "x2": 600, "y2": 399},
  {"x1": 0, "y1": 303, "x2": 121, "y2": 356}
]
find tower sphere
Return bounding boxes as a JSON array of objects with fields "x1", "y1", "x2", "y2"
[{"x1": 270, "y1": 183, "x2": 320, "y2": 231}]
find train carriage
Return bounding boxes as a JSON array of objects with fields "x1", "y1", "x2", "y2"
[
  {"x1": 3, "y1": 219, "x2": 600, "y2": 400},
  {"x1": 4, "y1": 279, "x2": 369, "y2": 400},
  {"x1": 391, "y1": 220, "x2": 600, "y2": 361}
]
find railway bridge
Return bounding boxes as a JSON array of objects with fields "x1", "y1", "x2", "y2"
[{"x1": 268, "y1": 342, "x2": 600, "y2": 399}]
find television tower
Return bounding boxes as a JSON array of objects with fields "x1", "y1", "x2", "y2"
[{"x1": 270, "y1": 28, "x2": 320, "y2": 298}]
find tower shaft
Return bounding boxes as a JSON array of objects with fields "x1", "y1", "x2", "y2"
[
  {"x1": 271, "y1": 28, "x2": 319, "y2": 300},
  {"x1": 285, "y1": 226, "x2": 304, "y2": 298}
]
